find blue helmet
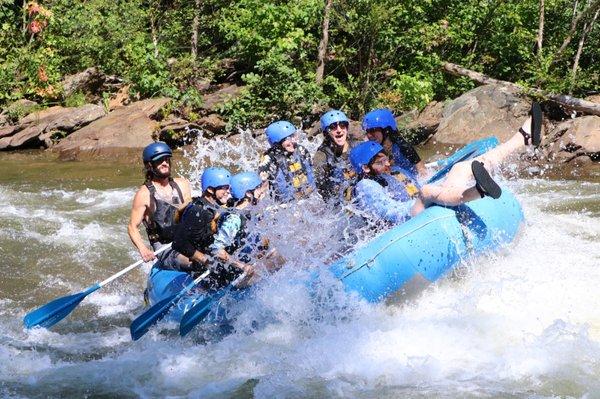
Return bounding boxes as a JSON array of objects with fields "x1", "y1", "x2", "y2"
[
  {"x1": 201, "y1": 167, "x2": 231, "y2": 192},
  {"x1": 349, "y1": 141, "x2": 384, "y2": 174},
  {"x1": 231, "y1": 171, "x2": 262, "y2": 200},
  {"x1": 142, "y1": 142, "x2": 172, "y2": 162},
  {"x1": 265, "y1": 121, "x2": 296, "y2": 146},
  {"x1": 362, "y1": 108, "x2": 397, "y2": 132},
  {"x1": 320, "y1": 109, "x2": 349, "y2": 131}
]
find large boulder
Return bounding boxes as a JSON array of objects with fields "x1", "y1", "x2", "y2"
[
  {"x1": 542, "y1": 116, "x2": 600, "y2": 168},
  {"x1": 398, "y1": 101, "x2": 445, "y2": 144},
  {"x1": 200, "y1": 84, "x2": 242, "y2": 113},
  {"x1": 435, "y1": 84, "x2": 531, "y2": 144},
  {"x1": 0, "y1": 104, "x2": 105, "y2": 150},
  {"x1": 53, "y1": 98, "x2": 171, "y2": 160}
]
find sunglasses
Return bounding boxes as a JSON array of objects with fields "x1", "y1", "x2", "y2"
[
  {"x1": 151, "y1": 156, "x2": 171, "y2": 166},
  {"x1": 327, "y1": 121, "x2": 349, "y2": 132}
]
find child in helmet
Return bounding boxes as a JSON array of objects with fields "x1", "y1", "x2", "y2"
[
  {"x1": 168, "y1": 167, "x2": 255, "y2": 288},
  {"x1": 258, "y1": 121, "x2": 316, "y2": 203},
  {"x1": 209, "y1": 171, "x2": 283, "y2": 286}
]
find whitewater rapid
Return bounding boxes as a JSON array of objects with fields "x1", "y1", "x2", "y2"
[{"x1": 1, "y1": 140, "x2": 599, "y2": 397}]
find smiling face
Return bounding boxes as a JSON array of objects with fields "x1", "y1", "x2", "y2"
[
  {"x1": 211, "y1": 185, "x2": 231, "y2": 205},
  {"x1": 365, "y1": 128, "x2": 384, "y2": 144},
  {"x1": 150, "y1": 156, "x2": 172, "y2": 178},
  {"x1": 280, "y1": 134, "x2": 297, "y2": 153},
  {"x1": 326, "y1": 121, "x2": 349, "y2": 148}
]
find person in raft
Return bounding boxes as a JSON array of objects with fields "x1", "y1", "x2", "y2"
[
  {"x1": 258, "y1": 120, "x2": 316, "y2": 203},
  {"x1": 170, "y1": 167, "x2": 256, "y2": 288},
  {"x1": 209, "y1": 171, "x2": 284, "y2": 284},
  {"x1": 362, "y1": 108, "x2": 427, "y2": 178},
  {"x1": 350, "y1": 103, "x2": 543, "y2": 225},
  {"x1": 128, "y1": 142, "x2": 192, "y2": 262},
  {"x1": 312, "y1": 109, "x2": 358, "y2": 204}
]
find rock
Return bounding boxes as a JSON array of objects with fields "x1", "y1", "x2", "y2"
[
  {"x1": 0, "y1": 104, "x2": 105, "y2": 150},
  {"x1": 61, "y1": 67, "x2": 123, "y2": 98},
  {"x1": 585, "y1": 94, "x2": 600, "y2": 105},
  {"x1": 434, "y1": 84, "x2": 530, "y2": 144},
  {"x1": 61, "y1": 67, "x2": 105, "y2": 97},
  {"x1": 108, "y1": 84, "x2": 131, "y2": 110},
  {"x1": 543, "y1": 115, "x2": 600, "y2": 163},
  {"x1": 201, "y1": 84, "x2": 242, "y2": 113},
  {"x1": 53, "y1": 98, "x2": 171, "y2": 160},
  {"x1": 398, "y1": 101, "x2": 445, "y2": 144},
  {"x1": 197, "y1": 113, "x2": 227, "y2": 135}
]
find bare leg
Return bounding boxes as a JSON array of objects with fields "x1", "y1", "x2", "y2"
[{"x1": 415, "y1": 115, "x2": 535, "y2": 209}]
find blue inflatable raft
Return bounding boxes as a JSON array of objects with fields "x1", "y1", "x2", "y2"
[{"x1": 146, "y1": 185, "x2": 523, "y2": 321}]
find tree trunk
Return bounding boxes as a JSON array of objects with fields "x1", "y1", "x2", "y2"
[
  {"x1": 442, "y1": 62, "x2": 600, "y2": 116},
  {"x1": 149, "y1": 10, "x2": 159, "y2": 58},
  {"x1": 537, "y1": 0, "x2": 545, "y2": 55},
  {"x1": 552, "y1": 0, "x2": 600, "y2": 64},
  {"x1": 316, "y1": 0, "x2": 333, "y2": 84},
  {"x1": 570, "y1": 6, "x2": 599, "y2": 92},
  {"x1": 191, "y1": 0, "x2": 201, "y2": 60}
]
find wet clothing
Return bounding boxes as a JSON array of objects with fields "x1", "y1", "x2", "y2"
[
  {"x1": 258, "y1": 145, "x2": 316, "y2": 203},
  {"x1": 143, "y1": 178, "x2": 184, "y2": 245},
  {"x1": 313, "y1": 141, "x2": 357, "y2": 203},
  {"x1": 170, "y1": 198, "x2": 246, "y2": 288},
  {"x1": 354, "y1": 169, "x2": 421, "y2": 225},
  {"x1": 210, "y1": 210, "x2": 268, "y2": 263},
  {"x1": 388, "y1": 135, "x2": 421, "y2": 176}
]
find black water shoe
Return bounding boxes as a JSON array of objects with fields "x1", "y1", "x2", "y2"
[
  {"x1": 472, "y1": 160, "x2": 502, "y2": 199},
  {"x1": 520, "y1": 102, "x2": 543, "y2": 147}
]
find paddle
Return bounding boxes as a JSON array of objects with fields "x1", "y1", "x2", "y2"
[
  {"x1": 179, "y1": 272, "x2": 247, "y2": 337},
  {"x1": 130, "y1": 269, "x2": 210, "y2": 341},
  {"x1": 23, "y1": 243, "x2": 172, "y2": 330},
  {"x1": 426, "y1": 136, "x2": 499, "y2": 184}
]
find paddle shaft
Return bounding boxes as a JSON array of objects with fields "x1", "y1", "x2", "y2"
[{"x1": 98, "y1": 243, "x2": 172, "y2": 287}]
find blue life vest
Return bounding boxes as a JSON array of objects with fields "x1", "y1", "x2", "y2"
[{"x1": 262, "y1": 146, "x2": 316, "y2": 203}]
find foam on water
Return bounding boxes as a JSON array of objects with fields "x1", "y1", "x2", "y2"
[{"x1": 2, "y1": 134, "x2": 600, "y2": 397}]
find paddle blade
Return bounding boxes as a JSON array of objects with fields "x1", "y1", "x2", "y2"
[
  {"x1": 179, "y1": 290, "x2": 229, "y2": 337},
  {"x1": 130, "y1": 295, "x2": 178, "y2": 341},
  {"x1": 23, "y1": 291, "x2": 88, "y2": 329}
]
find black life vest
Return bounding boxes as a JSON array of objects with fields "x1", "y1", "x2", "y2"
[
  {"x1": 143, "y1": 178, "x2": 184, "y2": 244},
  {"x1": 315, "y1": 143, "x2": 357, "y2": 202}
]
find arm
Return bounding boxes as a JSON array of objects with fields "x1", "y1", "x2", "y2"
[
  {"x1": 127, "y1": 186, "x2": 156, "y2": 262},
  {"x1": 355, "y1": 179, "x2": 414, "y2": 224},
  {"x1": 174, "y1": 177, "x2": 193, "y2": 204},
  {"x1": 209, "y1": 214, "x2": 255, "y2": 275}
]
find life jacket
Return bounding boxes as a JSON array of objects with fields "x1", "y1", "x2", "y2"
[
  {"x1": 315, "y1": 142, "x2": 357, "y2": 202},
  {"x1": 143, "y1": 178, "x2": 184, "y2": 244},
  {"x1": 352, "y1": 168, "x2": 421, "y2": 203},
  {"x1": 262, "y1": 146, "x2": 315, "y2": 202},
  {"x1": 179, "y1": 197, "x2": 239, "y2": 288},
  {"x1": 182, "y1": 196, "x2": 224, "y2": 237}
]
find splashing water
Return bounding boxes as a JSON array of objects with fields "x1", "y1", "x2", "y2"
[{"x1": 1, "y1": 133, "x2": 599, "y2": 398}]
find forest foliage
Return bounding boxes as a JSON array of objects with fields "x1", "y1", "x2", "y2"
[{"x1": 0, "y1": 0, "x2": 598, "y2": 127}]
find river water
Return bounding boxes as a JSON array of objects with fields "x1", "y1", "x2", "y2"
[{"x1": 1, "y1": 135, "x2": 600, "y2": 398}]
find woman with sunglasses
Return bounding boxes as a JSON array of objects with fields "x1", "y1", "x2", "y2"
[
  {"x1": 362, "y1": 108, "x2": 427, "y2": 178},
  {"x1": 258, "y1": 121, "x2": 316, "y2": 203},
  {"x1": 313, "y1": 109, "x2": 358, "y2": 204},
  {"x1": 128, "y1": 142, "x2": 192, "y2": 263}
]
